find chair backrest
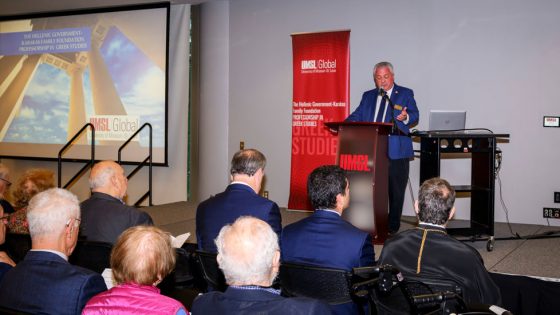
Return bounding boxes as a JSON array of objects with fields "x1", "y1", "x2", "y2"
[
  {"x1": 279, "y1": 262, "x2": 353, "y2": 305},
  {"x1": 3, "y1": 233, "x2": 32, "y2": 263},
  {"x1": 194, "y1": 250, "x2": 227, "y2": 292},
  {"x1": 69, "y1": 240, "x2": 113, "y2": 274}
]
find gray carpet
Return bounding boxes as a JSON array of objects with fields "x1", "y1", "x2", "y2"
[{"x1": 144, "y1": 202, "x2": 560, "y2": 279}]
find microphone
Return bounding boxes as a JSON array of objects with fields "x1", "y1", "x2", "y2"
[
  {"x1": 377, "y1": 87, "x2": 397, "y2": 133},
  {"x1": 378, "y1": 87, "x2": 386, "y2": 97}
]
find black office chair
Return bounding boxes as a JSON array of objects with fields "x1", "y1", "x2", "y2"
[
  {"x1": 280, "y1": 262, "x2": 375, "y2": 314},
  {"x1": 69, "y1": 240, "x2": 113, "y2": 274},
  {"x1": 194, "y1": 250, "x2": 227, "y2": 292}
]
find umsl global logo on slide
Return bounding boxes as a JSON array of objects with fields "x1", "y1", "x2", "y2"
[
  {"x1": 88, "y1": 115, "x2": 140, "y2": 141},
  {"x1": 300, "y1": 59, "x2": 337, "y2": 74}
]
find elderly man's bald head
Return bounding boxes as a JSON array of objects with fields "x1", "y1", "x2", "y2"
[
  {"x1": 89, "y1": 161, "x2": 128, "y2": 199},
  {"x1": 215, "y1": 216, "x2": 280, "y2": 286}
]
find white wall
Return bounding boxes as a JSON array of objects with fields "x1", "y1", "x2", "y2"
[
  {"x1": 197, "y1": 1, "x2": 230, "y2": 201},
  {"x1": 1, "y1": 4, "x2": 190, "y2": 205},
  {"x1": 198, "y1": 0, "x2": 560, "y2": 225}
]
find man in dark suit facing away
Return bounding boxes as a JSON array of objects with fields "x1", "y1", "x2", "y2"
[
  {"x1": 196, "y1": 149, "x2": 282, "y2": 252},
  {"x1": 192, "y1": 216, "x2": 331, "y2": 314},
  {"x1": 0, "y1": 188, "x2": 107, "y2": 314},
  {"x1": 80, "y1": 160, "x2": 153, "y2": 244},
  {"x1": 281, "y1": 165, "x2": 375, "y2": 315}
]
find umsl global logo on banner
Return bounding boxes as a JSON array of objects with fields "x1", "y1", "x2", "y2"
[
  {"x1": 300, "y1": 59, "x2": 337, "y2": 74},
  {"x1": 88, "y1": 115, "x2": 140, "y2": 141}
]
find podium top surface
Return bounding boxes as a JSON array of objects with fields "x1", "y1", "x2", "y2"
[
  {"x1": 412, "y1": 129, "x2": 510, "y2": 139},
  {"x1": 324, "y1": 121, "x2": 393, "y2": 129}
]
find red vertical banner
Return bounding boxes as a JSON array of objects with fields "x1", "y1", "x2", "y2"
[{"x1": 288, "y1": 30, "x2": 350, "y2": 210}]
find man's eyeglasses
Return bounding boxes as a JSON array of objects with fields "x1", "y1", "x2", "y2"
[{"x1": 0, "y1": 178, "x2": 11, "y2": 187}]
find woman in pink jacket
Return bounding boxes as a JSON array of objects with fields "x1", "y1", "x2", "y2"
[{"x1": 83, "y1": 226, "x2": 188, "y2": 315}]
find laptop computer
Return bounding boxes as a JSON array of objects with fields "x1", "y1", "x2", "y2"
[{"x1": 429, "y1": 110, "x2": 466, "y2": 131}]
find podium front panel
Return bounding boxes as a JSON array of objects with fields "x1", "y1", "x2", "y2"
[{"x1": 336, "y1": 124, "x2": 389, "y2": 243}]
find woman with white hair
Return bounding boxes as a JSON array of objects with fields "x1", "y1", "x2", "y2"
[{"x1": 83, "y1": 226, "x2": 188, "y2": 315}]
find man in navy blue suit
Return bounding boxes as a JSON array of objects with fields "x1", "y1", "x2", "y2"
[
  {"x1": 0, "y1": 188, "x2": 107, "y2": 314},
  {"x1": 281, "y1": 165, "x2": 375, "y2": 314},
  {"x1": 196, "y1": 149, "x2": 282, "y2": 252},
  {"x1": 346, "y1": 61, "x2": 419, "y2": 234},
  {"x1": 192, "y1": 216, "x2": 331, "y2": 314}
]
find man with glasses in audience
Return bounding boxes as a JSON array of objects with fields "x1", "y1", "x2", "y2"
[{"x1": 0, "y1": 188, "x2": 107, "y2": 314}]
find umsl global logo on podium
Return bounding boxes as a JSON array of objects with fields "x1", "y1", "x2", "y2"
[
  {"x1": 88, "y1": 115, "x2": 140, "y2": 141},
  {"x1": 339, "y1": 154, "x2": 371, "y2": 172}
]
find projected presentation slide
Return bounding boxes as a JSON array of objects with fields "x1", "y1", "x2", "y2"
[{"x1": 0, "y1": 3, "x2": 169, "y2": 164}]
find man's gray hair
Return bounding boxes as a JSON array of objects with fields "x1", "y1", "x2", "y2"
[
  {"x1": 230, "y1": 149, "x2": 266, "y2": 177},
  {"x1": 417, "y1": 177, "x2": 456, "y2": 225},
  {"x1": 215, "y1": 216, "x2": 279, "y2": 285},
  {"x1": 89, "y1": 162, "x2": 116, "y2": 189},
  {"x1": 27, "y1": 188, "x2": 80, "y2": 238},
  {"x1": 374, "y1": 61, "x2": 394, "y2": 74}
]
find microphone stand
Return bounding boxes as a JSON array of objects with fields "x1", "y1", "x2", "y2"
[{"x1": 379, "y1": 89, "x2": 398, "y2": 135}]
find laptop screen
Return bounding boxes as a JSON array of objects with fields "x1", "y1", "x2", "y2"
[{"x1": 428, "y1": 110, "x2": 466, "y2": 131}]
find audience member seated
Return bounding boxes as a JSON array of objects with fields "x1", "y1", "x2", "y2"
[
  {"x1": 83, "y1": 225, "x2": 188, "y2": 315},
  {"x1": 0, "y1": 163, "x2": 15, "y2": 214},
  {"x1": 280, "y1": 165, "x2": 375, "y2": 314},
  {"x1": 196, "y1": 149, "x2": 281, "y2": 252},
  {"x1": 0, "y1": 188, "x2": 107, "y2": 314},
  {"x1": 378, "y1": 177, "x2": 501, "y2": 305},
  {"x1": 0, "y1": 203, "x2": 16, "y2": 281},
  {"x1": 6, "y1": 168, "x2": 55, "y2": 234},
  {"x1": 81, "y1": 161, "x2": 153, "y2": 244},
  {"x1": 191, "y1": 216, "x2": 331, "y2": 314}
]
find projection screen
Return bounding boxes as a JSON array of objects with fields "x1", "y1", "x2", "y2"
[{"x1": 0, "y1": 3, "x2": 170, "y2": 165}]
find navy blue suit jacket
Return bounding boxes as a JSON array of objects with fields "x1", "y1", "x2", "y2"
[
  {"x1": 281, "y1": 210, "x2": 375, "y2": 315},
  {"x1": 191, "y1": 287, "x2": 332, "y2": 314},
  {"x1": 281, "y1": 210, "x2": 374, "y2": 270},
  {"x1": 0, "y1": 251, "x2": 107, "y2": 314},
  {"x1": 196, "y1": 183, "x2": 282, "y2": 252},
  {"x1": 346, "y1": 83, "x2": 419, "y2": 159}
]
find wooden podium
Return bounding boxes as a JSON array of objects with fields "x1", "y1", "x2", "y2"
[{"x1": 325, "y1": 121, "x2": 393, "y2": 244}]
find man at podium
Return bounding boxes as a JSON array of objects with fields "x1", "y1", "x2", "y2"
[{"x1": 346, "y1": 61, "x2": 419, "y2": 234}]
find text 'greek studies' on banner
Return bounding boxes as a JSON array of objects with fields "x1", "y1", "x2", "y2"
[{"x1": 288, "y1": 30, "x2": 350, "y2": 210}]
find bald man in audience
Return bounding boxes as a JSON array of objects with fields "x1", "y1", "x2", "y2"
[
  {"x1": 80, "y1": 161, "x2": 153, "y2": 244},
  {"x1": 0, "y1": 188, "x2": 107, "y2": 314},
  {"x1": 191, "y1": 216, "x2": 331, "y2": 314}
]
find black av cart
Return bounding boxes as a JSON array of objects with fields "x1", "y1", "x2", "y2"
[{"x1": 416, "y1": 130, "x2": 510, "y2": 251}]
